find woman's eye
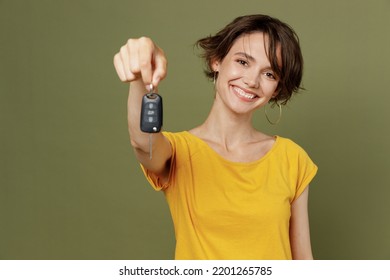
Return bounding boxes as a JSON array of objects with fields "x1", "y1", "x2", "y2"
[
  {"x1": 237, "y1": 59, "x2": 248, "y2": 66},
  {"x1": 265, "y1": 72, "x2": 276, "y2": 79}
]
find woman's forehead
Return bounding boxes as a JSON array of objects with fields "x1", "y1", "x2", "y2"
[{"x1": 230, "y1": 32, "x2": 282, "y2": 66}]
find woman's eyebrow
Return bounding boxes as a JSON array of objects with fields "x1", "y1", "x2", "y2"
[{"x1": 234, "y1": 52, "x2": 256, "y2": 62}]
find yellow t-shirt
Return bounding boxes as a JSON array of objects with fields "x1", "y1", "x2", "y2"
[{"x1": 141, "y1": 131, "x2": 318, "y2": 260}]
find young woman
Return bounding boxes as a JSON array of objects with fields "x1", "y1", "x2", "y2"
[{"x1": 113, "y1": 14, "x2": 318, "y2": 260}]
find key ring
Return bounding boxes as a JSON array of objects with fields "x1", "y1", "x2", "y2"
[{"x1": 147, "y1": 83, "x2": 156, "y2": 99}]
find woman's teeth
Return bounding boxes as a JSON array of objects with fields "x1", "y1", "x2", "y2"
[{"x1": 234, "y1": 87, "x2": 256, "y2": 99}]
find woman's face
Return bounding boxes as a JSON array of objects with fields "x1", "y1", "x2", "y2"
[{"x1": 213, "y1": 32, "x2": 280, "y2": 115}]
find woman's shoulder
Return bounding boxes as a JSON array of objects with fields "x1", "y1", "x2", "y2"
[
  {"x1": 163, "y1": 130, "x2": 193, "y2": 139},
  {"x1": 162, "y1": 130, "x2": 200, "y2": 148},
  {"x1": 274, "y1": 135, "x2": 312, "y2": 156}
]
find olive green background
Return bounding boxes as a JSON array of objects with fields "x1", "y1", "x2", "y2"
[{"x1": 1, "y1": 0, "x2": 389, "y2": 260}]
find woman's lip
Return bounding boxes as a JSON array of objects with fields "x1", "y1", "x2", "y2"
[{"x1": 231, "y1": 86, "x2": 258, "y2": 102}]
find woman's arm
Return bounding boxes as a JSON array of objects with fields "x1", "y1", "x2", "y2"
[
  {"x1": 113, "y1": 37, "x2": 172, "y2": 181},
  {"x1": 290, "y1": 186, "x2": 314, "y2": 260}
]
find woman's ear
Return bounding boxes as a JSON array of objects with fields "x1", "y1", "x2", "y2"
[
  {"x1": 272, "y1": 86, "x2": 282, "y2": 99},
  {"x1": 211, "y1": 59, "x2": 219, "y2": 72}
]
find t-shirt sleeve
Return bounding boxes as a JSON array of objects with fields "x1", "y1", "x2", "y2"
[
  {"x1": 140, "y1": 131, "x2": 176, "y2": 191},
  {"x1": 291, "y1": 142, "x2": 318, "y2": 202}
]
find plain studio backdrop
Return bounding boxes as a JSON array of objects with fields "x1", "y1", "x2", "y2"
[{"x1": 1, "y1": 0, "x2": 389, "y2": 259}]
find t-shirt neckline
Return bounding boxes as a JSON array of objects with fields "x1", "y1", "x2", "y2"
[{"x1": 182, "y1": 131, "x2": 280, "y2": 166}]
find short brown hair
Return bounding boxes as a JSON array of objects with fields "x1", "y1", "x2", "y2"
[{"x1": 196, "y1": 14, "x2": 303, "y2": 105}]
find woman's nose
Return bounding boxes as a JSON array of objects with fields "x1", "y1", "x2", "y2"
[{"x1": 243, "y1": 71, "x2": 260, "y2": 89}]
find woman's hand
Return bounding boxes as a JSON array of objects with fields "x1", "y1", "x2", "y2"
[{"x1": 113, "y1": 37, "x2": 167, "y2": 90}]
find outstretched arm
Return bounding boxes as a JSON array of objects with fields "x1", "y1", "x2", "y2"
[{"x1": 113, "y1": 37, "x2": 172, "y2": 181}]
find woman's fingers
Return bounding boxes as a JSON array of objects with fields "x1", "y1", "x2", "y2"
[
  {"x1": 152, "y1": 47, "x2": 167, "y2": 88},
  {"x1": 138, "y1": 37, "x2": 154, "y2": 88},
  {"x1": 113, "y1": 37, "x2": 167, "y2": 89},
  {"x1": 121, "y1": 43, "x2": 137, "y2": 81},
  {"x1": 113, "y1": 53, "x2": 127, "y2": 82}
]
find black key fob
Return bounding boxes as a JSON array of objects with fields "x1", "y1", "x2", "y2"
[{"x1": 140, "y1": 93, "x2": 163, "y2": 133}]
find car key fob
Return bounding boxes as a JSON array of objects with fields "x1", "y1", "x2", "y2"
[{"x1": 140, "y1": 92, "x2": 163, "y2": 133}]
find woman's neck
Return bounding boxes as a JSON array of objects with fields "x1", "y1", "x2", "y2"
[{"x1": 191, "y1": 100, "x2": 259, "y2": 148}]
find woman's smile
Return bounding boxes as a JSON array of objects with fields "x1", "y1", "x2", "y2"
[{"x1": 231, "y1": 85, "x2": 259, "y2": 102}]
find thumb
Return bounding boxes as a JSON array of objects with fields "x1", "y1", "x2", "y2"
[{"x1": 152, "y1": 49, "x2": 167, "y2": 88}]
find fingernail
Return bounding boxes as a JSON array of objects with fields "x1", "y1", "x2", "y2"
[{"x1": 145, "y1": 83, "x2": 153, "y2": 92}]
